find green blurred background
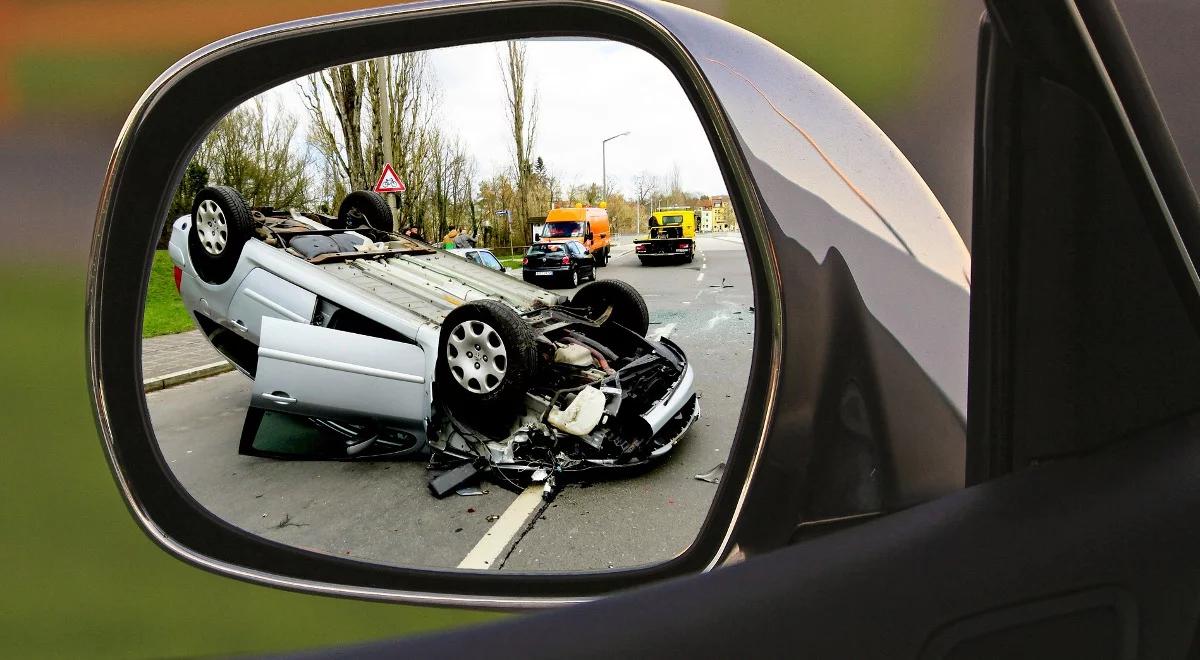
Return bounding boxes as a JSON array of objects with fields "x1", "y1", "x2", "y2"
[{"x1": 5, "y1": 0, "x2": 1194, "y2": 656}]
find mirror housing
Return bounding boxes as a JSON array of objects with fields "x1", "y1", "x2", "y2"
[{"x1": 88, "y1": 0, "x2": 969, "y2": 608}]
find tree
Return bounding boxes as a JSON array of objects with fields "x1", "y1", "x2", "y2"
[
  {"x1": 301, "y1": 52, "x2": 467, "y2": 236},
  {"x1": 301, "y1": 63, "x2": 372, "y2": 192},
  {"x1": 194, "y1": 97, "x2": 311, "y2": 209},
  {"x1": 632, "y1": 171, "x2": 659, "y2": 230},
  {"x1": 499, "y1": 41, "x2": 539, "y2": 227},
  {"x1": 161, "y1": 159, "x2": 209, "y2": 247}
]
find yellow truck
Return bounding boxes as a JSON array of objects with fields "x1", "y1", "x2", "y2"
[{"x1": 634, "y1": 208, "x2": 696, "y2": 264}]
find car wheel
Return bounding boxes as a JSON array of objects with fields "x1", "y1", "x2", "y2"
[
  {"x1": 595, "y1": 248, "x2": 608, "y2": 267},
  {"x1": 338, "y1": 190, "x2": 393, "y2": 231},
  {"x1": 569, "y1": 270, "x2": 580, "y2": 288},
  {"x1": 571, "y1": 279, "x2": 650, "y2": 336},
  {"x1": 187, "y1": 185, "x2": 253, "y2": 285},
  {"x1": 437, "y1": 300, "x2": 538, "y2": 409},
  {"x1": 638, "y1": 256, "x2": 650, "y2": 266}
]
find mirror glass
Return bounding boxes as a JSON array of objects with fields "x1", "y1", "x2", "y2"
[{"x1": 142, "y1": 37, "x2": 754, "y2": 572}]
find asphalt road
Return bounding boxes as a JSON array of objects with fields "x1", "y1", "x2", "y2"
[{"x1": 146, "y1": 232, "x2": 754, "y2": 572}]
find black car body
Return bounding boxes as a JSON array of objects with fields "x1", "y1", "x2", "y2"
[{"x1": 522, "y1": 240, "x2": 596, "y2": 288}]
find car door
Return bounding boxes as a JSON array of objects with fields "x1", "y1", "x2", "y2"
[
  {"x1": 250, "y1": 316, "x2": 428, "y2": 431},
  {"x1": 569, "y1": 241, "x2": 594, "y2": 277}
]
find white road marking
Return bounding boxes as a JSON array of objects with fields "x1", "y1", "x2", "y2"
[
  {"x1": 696, "y1": 272, "x2": 705, "y2": 282},
  {"x1": 457, "y1": 485, "x2": 545, "y2": 570},
  {"x1": 649, "y1": 323, "x2": 677, "y2": 341}
]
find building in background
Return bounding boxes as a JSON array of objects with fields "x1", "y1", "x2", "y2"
[
  {"x1": 711, "y1": 194, "x2": 736, "y2": 232},
  {"x1": 698, "y1": 197, "x2": 714, "y2": 232}
]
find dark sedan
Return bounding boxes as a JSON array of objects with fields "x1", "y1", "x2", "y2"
[{"x1": 521, "y1": 240, "x2": 596, "y2": 288}]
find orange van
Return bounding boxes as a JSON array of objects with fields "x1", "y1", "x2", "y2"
[{"x1": 538, "y1": 205, "x2": 613, "y2": 266}]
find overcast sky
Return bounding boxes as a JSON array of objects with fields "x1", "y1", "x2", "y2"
[{"x1": 259, "y1": 37, "x2": 727, "y2": 198}]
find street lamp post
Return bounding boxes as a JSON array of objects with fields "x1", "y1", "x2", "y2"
[{"x1": 602, "y1": 131, "x2": 630, "y2": 202}]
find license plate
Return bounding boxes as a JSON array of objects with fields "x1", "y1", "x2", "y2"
[{"x1": 536, "y1": 271, "x2": 552, "y2": 276}]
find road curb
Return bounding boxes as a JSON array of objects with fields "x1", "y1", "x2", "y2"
[{"x1": 143, "y1": 361, "x2": 234, "y2": 393}]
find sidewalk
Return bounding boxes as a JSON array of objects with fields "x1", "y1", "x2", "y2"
[{"x1": 141, "y1": 329, "x2": 232, "y2": 391}]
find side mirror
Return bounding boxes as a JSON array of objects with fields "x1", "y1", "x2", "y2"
[{"x1": 88, "y1": 0, "x2": 967, "y2": 609}]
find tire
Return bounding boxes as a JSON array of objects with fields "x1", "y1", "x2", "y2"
[
  {"x1": 572, "y1": 279, "x2": 650, "y2": 336},
  {"x1": 188, "y1": 186, "x2": 253, "y2": 285},
  {"x1": 437, "y1": 300, "x2": 539, "y2": 409},
  {"x1": 338, "y1": 190, "x2": 393, "y2": 231},
  {"x1": 638, "y1": 256, "x2": 650, "y2": 266},
  {"x1": 595, "y1": 247, "x2": 608, "y2": 267},
  {"x1": 567, "y1": 269, "x2": 580, "y2": 288}
]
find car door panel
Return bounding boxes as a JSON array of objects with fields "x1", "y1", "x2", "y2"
[
  {"x1": 226, "y1": 267, "x2": 318, "y2": 339},
  {"x1": 251, "y1": 316, "x2": 427, "y2": 430}
]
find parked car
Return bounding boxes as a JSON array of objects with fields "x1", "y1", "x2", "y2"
[
  {"x1": 169, "y1": 186, "x2": 696, "y2": 494},
  {"x1": 449, "y1": 247, "x2": 506, "y2": 272},
  {"x1": 521, "y1": 240, "x2": 596, "y2": 288}
]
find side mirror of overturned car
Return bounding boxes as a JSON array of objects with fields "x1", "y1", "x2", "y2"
[{"x1": 88, "y1": 0, "x2": 969, "y2": 607}]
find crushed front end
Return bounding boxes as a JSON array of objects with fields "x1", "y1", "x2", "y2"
[{"x1": 428, "y1": 310, "x2": 699, "y2": 497}]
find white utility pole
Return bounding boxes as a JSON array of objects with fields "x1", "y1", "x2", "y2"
[
  {"x1": 376, "y1": 56, "x2": 397, "y2": 231},
  {"x1": 601, "y1": 131, "x2": 630, "y2": 201}
]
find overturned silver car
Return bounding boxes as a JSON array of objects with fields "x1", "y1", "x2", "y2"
[{"x1": 168, "y1": 186, "x2": 698, "y2": 496}]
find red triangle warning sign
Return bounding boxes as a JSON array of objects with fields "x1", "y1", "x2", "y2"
[{"x1": 373, "y1": 163, "x2": 406, "y2": 193}]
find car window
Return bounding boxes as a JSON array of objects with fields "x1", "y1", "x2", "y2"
[
  {"x1": 478, "y1": 252, "x2": 502, "y2": 270},
  {"x1": 528, "y1": 243, "x2": 563, "y2": 255}
]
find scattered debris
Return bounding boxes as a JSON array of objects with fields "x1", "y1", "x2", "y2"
[
  {"x1": 455, "y1": 486, "x2": 487, "y2": 497},
  {"x1": 486, "y1": 514, "x2": 501, "y2": 522},
  {"x1": 709, "y1": 277, "x2": 733, "y2": 289},
  {"x1": 454, "y1": 527, "x2": 463, "y2": 533},
  {"x1": 428, "y1": 461, "x2": 481, "y2": 498},
  {"x1": 695, "y1": 462, "x2": 726, "y2": 484},
  {"x1": 467, "y1": 507, "x2": 476, "y2": 513},
  {"x1": 274, "y1": 513, "x2": 309, "y2": 529}
]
